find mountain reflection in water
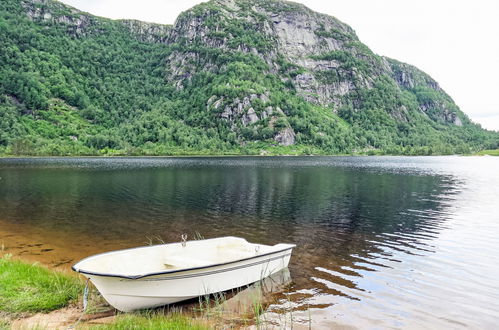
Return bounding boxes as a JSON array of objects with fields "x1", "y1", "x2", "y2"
[{"x1": 0, "y1": 156, "x2": 498, "y2": 329}]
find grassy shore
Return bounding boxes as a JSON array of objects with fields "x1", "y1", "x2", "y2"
[
  {"x1": 0, "y1": 255, "x2": 82, "y2": 314},
  {"x1": 94, "y1": 312, "x2": 207, "y2": 330},
  {"x1": 475, "y1": 149, "x2": 499, "y2": 156},
  {"x1": 0, "y1": 255, "x2": 208, "y2": 329},
  {"x1": 0, "y1": 142, "x2": 490, "y2": 157},
  {"x1": 0, "y1": 318, "x2": 9, "y2": 330}
]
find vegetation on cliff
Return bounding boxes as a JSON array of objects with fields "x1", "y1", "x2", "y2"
[{"x1": 0, "y1": 0, "x2": 497, "y2": 156}]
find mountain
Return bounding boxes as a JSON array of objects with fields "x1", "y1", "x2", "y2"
[{"x1": 0, "y1": 0, "x2": 497, "y2": 156}]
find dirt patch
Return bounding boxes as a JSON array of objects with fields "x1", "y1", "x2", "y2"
[
  {"x1": 10, "y1": 307, "x2": 79, "y2": 329},
  {"x1": 10, "y1": 307, "x2": 117, "y2": 329}
]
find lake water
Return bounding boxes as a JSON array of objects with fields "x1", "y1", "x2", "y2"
[{"x1": 0, "y1": 156, "x2": 498, "y2": 328}]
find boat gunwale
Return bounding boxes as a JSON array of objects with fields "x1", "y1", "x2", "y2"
[{"x1": 72, "y1": 238, "x2": 295, "y2": 280}]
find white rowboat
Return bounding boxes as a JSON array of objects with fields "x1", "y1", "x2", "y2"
[{"x1": 72, "y1": 236, "x2": 295, "y2": 312}]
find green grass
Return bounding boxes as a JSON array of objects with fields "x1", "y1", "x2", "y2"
[
  {"x1": 94, "y1": 312, "x2": 208, "y2": 330},
  {"x1": 0, "y1": 255, "x2": 83, "y2": 314},
  {"x1": 475, "y1": 149, "x2": 499, "y2": 156},
  {"x1": 0, "y1": 318, "x2": 9, "y2": 330}
]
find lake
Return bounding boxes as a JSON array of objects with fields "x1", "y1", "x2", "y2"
[{"x1": 0, "y1": 156, "x2": 498, "y2": 328}]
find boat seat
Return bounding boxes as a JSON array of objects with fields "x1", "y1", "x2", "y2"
[{"x1": 162, "y1": 256, "x2": 207, "y2": 270}]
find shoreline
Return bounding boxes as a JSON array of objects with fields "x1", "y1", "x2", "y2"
[
  {"x1": 0, "y1": 249, "x2": 283, "y2": 329},
  {"x1": 0, "y1": 152, "x2": 497, "y2": 159},
  {"x1": 0, "y1": 222, "x2": 285, "y2": 329}
]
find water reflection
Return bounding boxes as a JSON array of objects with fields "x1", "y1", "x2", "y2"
[{"x1": 1, "y1": 156, "x2": 498, "y2": 328}]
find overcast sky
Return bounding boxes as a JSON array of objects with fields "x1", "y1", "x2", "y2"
[{"x1": 59, "y1": 0, "x2": 499, "y2": 131}]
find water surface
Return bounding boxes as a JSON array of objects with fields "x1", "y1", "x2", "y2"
[{"x1": 0, "y1": 156, "x2": 498, "y2": 328}]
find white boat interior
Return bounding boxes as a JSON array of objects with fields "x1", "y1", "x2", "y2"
[{"x1": 74, "y1": 236, "x2": 292, "y2": 277}]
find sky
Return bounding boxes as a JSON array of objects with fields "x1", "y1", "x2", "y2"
[{"x1": 59, "y1": 0, "x2": 499, "y2": 131}]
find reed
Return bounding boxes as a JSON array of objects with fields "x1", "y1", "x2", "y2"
[{"x1": 145, "y1": 235, "x2": 167, "y2": 245}]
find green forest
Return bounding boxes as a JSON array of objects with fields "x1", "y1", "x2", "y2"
[{"x1": 0, "y1": 0, "x2": 497, "y2": 156}]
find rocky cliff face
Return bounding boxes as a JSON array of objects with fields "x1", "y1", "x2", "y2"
[
  {"x1": 21, "y1": 0, "x2": 96, "y2": 37},
  {"x1": 119, "y1": 19, "x2": 171, "y2": 43},
  {"x1": 21, "y1": 0, "x2": 170, "y2": 42},
  {"x1": 385, "y1": 58, "x2": 465, "y2": 126},
  {"x1": 162, "y1": 0, "x2": 468, "y2": 145}
]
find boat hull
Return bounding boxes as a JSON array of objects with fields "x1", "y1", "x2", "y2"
[{"x1": 85, "y1": 248, "x2": 292, "y2": 312}]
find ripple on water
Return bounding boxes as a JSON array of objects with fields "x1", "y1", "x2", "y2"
[{"x1": 1, "y1": 156, "x2": 498, "y2": 328}]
